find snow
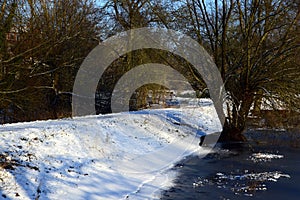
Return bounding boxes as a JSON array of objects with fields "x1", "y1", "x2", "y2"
[
  {"x1": 249, "y1": 153, "x2": 284, "y2": 163},
  {"x1": 0, "y1": 100, "x2": 222, "y2": 200}
]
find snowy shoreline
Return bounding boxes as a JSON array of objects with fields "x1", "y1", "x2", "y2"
[{"x1": 0, "y1": 103, "x2": 222, "y2": 199}]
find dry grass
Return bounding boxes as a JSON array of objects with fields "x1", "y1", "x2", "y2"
[
  {"x1": 248, "y1": 110, "x2": 300, "y2": 131},
  {"x1": 0, "y1": 154, "x2": 16, "y2": 171}
]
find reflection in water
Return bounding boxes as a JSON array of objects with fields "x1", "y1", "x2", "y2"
[
  {"x1": 249, "y1": 153, "x2": 284, "y2": 162},
  {"x1": 193, "y1": 170, "x2": 290, "y2": 197},
  {"x1": 192, "y1": 150, "x2": 290, "y2": 197},
  {"x1": 161, "y1": 130, "x2": 300, "y2": 199}
]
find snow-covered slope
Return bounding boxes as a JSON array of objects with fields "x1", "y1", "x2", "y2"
[{"x1": 0, "y1": 100, "x2": 222, "y2": 200}]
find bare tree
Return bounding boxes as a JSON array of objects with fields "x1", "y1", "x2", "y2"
[
  {"x1": 0, "y1": 0, "x2": 100, "y2": 122},
  {"x1": 178, "y1": 0, "x2": 300, "y2": 140}
]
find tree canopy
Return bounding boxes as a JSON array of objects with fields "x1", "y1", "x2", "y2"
[{"x1": 1, "y1": 0, "x2": 299, "y2": 139}]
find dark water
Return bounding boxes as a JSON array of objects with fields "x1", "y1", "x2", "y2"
[{"x1": 161, "y1": 130, "x2": 300, "y2": 200}]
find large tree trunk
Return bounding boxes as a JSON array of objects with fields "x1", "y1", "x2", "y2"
[
  {"x1": 218, "y1": 120, "x2": 247, "y2": 142},
  {"x1": 218, "y1": 94, "x2": 253, "y2": 142}
]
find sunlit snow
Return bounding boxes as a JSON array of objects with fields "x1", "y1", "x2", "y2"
[{"x1": 0, "y1": 99, "x2": 221, "y2": 199}]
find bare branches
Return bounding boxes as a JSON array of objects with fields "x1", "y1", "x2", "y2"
[{"x1": 0, "y1": 0, "x2": 100, "y2": 122}]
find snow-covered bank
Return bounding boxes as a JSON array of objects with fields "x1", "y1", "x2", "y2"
[{"x1": 0, "y1": 102, "x2": 222, "y2": 199}]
